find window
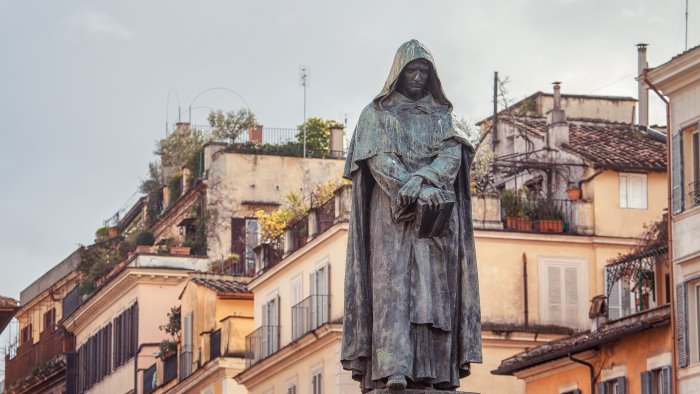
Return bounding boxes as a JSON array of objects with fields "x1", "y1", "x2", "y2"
[
  {"x1": 539, "y1": 257, "x2": 587, "y2": 329},
  {"x1": 690, "y1": 131, "x2": 700, "y2": 208},
  {"x1": 291, "y1": 276, "x2": 303, "y2": 340},
  {"x1": 561, "y1": 390, "x2": 581, "y2": 394},
  {"x1": 262, "y1": 295, "x2": 280, "y2": 357},
  {"x1": 231, "y1": 217, "x2": 259, "y2": 273},
  {"x1": 311, "y1": 369, "x2": 323, "y2": 394},
  {"x1": 76, "y1": 322, "x2": 114, "y2": 392},
  {"x1": 113, "y1": 303, "x2": 139, "y2": 369},
  {"x1": 641, "y1": 365, "x2": 671, "y2": 394},
  {"x1": 605, "y1": 268, "x2": 656, "y2": 320},
  {"x1": 597, "y1": 377, "x2": 626, "y2": 394},
  {"x1": 619, "y1": 173, "x2": 648, "y2": 209},
  {"x1": 310, "y1": 264, "x2": 330, "y2": 329},
  {"x1": 20, "y1": 323, "x2": 32, "y2": 345},
  {"x1": 287, "y1": 383, "x2": 297, "y2": 394},
  {"x1": 43, "y1": 308, "x2": 56, "y2": 334}
]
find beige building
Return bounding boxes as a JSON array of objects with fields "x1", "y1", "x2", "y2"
[
  {"x1": 230, "y1": 83, "x2": 667, "y2": 393},
  {"x1": 648, "y1": 44, "x2": 700, "y2": 394},
  {"x1": 149, "y1": 273, "x2": 254, "y2": 394},
  {"x1": 150, "y1": 127, "x2": 346, "y2": 272}
]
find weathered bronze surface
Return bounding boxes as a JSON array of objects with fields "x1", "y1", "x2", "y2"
[{"x1": 341, "y1": 40, "x2": 482, "y2": 392}]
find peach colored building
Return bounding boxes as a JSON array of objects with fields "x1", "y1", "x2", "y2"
[{"x1": 61, "y1": 253, "x2": 208, "y2": 394}]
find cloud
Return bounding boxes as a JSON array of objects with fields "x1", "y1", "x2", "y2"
[{"x1": 69, "y1": 9, "x2": 134, "y2": 39}]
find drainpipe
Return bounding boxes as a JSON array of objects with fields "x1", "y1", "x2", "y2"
[
  {"x1": 642, "y1": 68, "x2": 676, "y2": 394},
  {"x1": 569, "y1": 353, "x2": 595, "y2": 394},
  {"x1": 578, "y1": 169, "x2": 605, "y2": 197},
  {"x1": 522, "y1": 252, "x2": 529, "y2": 327}
]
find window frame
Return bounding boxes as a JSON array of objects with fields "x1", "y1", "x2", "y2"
[
  {"x1": 311, "y1": 364, "x2": 323, "y2": 394},
  {"x1": 619, "y1": 172, "x2": 648, "y2": 209},
  {"x1": 538, "y1": 256, "x2": 589, "y2": 329}
]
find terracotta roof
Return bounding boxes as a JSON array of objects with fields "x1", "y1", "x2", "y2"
[
  {"x1": 191, "y1": 277, "x2": 250, "y2": 294},
  {"x1": 0, "y1": 296, "x2": 18, "y2": 308},
  {"x1": 501, "y1": 116, "x2": 667, "y2": 171},
  {"x1": 492, "y1": 305, "x2": 670, "y2": 375}
]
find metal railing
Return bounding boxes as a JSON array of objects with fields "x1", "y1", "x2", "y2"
[
  {"x1": 143, "y1": 363, "x2": 157, "y2": 394},
  {"x1": 244, "y1": 325, "x2": 280, "y2": 368},
  {"x1": 254, "y1": 243, "x2": 283, "y2": 274},
  {"x1": 4, "y1": 329, "x2": 67, "y2": 389},
  {"x1": 210, "y1": 329, "x2": 221, "y2": 360},
  {"x1": 291, "y1": 295, "x2": 330, "y2": 341},
  {"x1": 501, "y1": 197, "x2": 574, "y2": 233},
  {"x1": 316, "y1": 198, "x2": 335, "y2": 234},
  {"x1": 287, "y1": 218, "x2": 309, "y2": 255},
  {"x1": 163, "y1": 354, "x2": 178, "y2": 384},
  {"x1": 170, "y1": 124, "x2": 297, "y2": 145},
  {"x1": 689, "y1": 181, "x2": 700, "y2": 209}
]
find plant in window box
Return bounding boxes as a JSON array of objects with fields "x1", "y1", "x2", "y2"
[
  {"x1": 566, "y1": 182, "x2": 581, "y2": 200},
  {"x1": 169, "y1": 244, "x2": 191, "y2": 255},
  {"x1": 157, "y1": 340, "x2": 178, "y2": 360},
  {"x1": 501, "y1": 188, "x2": 532, "y2": 231}
]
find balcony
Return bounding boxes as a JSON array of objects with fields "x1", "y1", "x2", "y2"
[
  {"x1": 4, "y1": 329, "x2": 70, "y2": 389},
  {"x1": 605, "y1": 246, "x2": 668, "y2": 320},
  {"x1": 244, "y1": 325, "x2": 280, "y2": 368},
  {"x1": 291, "y1": 295, "x2": 330, "y2": 341},
  {"x1": 689, "y1": 181, "x2": 700, "y2": 209}
]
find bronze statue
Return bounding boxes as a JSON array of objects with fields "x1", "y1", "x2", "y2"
[{"x1": 341, "y1": 40, "x2": 482, "y2": 392}]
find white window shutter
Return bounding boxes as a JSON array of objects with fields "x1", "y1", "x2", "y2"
[
  {"x1": 619, "y1": 174, "x2": 628, "y2": 208},
  {"x1": 564, "y1": 266, "x2": 579, "y2": 327},
  {"x1": 606, "y1": 270, "x2": 621, "y2": 320},
  {"x1": 628, "y1": 174, "x2": 647, "y2": 209},
  {"x1": 547, "y1": 265, "x2": 562, "y2": 325}
]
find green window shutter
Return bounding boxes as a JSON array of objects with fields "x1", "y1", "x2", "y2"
[
  {"x1": 661, "y1": 365, "x2": 672, "y2": 394},
  {"x1": 672, "y1": 129, "x2": 684, "y2": 214},
  {"x1": 616, "y1": 377, "x2": 626, "y2": 394},
  {"x1": 641, "y1": 371, "x2": 652, "y2": 394},
  {"x1": 677, "y1": 283, "x2": 689, "y2": 368}
]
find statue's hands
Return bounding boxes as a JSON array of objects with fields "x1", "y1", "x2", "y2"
[
  {"x1": 398, "y1": 176, "x2": 423, "y2": 206},
  {"x1": 418, "y1": 187, "x2": 445, "y2": 209}
]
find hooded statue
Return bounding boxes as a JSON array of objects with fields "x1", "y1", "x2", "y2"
[{"x1": 341, "y1": 40, "x2": 482, "y2": 392}]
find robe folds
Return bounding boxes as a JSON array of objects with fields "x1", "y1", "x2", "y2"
[{"x1": 340, "y1": 40, "x2": 482, "y2": 392}]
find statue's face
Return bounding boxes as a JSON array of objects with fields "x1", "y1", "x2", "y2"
[{"x1": 398, "y1": 59, "x2": 430, "y2": 99}]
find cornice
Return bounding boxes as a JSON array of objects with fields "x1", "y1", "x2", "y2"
[
  {"x1": 63, "y1": 268, "x2": 189, "y2": 334},
  {"x1": 235, "y1": 323, "x2": 342, "y2": 386},
  {"x1": 475, "y1": 230, "x2": 638, "y2": 246},
  {"x1": 514, "y1": 350, "x2": 599, "y2": 382}
]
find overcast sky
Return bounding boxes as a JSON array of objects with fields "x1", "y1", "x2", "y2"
[{"x1": 0, "y1": 0, "x2": 693, "y2": 364}]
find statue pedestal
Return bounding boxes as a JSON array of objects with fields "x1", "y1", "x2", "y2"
[{"x1": 368, "y1": 390, "x2": 478, "y2": 394}]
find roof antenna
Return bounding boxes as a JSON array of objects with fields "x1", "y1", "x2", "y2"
[{"x1": 686, "y1": 0, "x2": 689, "y2": 50}]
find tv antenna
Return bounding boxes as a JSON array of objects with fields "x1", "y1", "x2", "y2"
[{"x1": 299, "y1": 65, "x2": 310, "y2": 157}]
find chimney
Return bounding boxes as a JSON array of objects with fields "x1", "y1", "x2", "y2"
[
  {"x1": 546, "y1": 82, "x2": 569, "y2": 149},
  {"x1": 637, "y1": 43, "x2": 649, "y2": 128},
  {"x1": 249, "y1": 125, "x2": 263, "y2": 144},
  {"x1": 329, "y1": 125, "x2": 345, "y2": 157}
]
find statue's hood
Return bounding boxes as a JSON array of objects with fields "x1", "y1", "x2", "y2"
[{"x1": 373, "y1": 39, "x2": 452, "y2": 111}]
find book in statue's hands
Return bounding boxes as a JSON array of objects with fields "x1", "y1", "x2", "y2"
[{"x1": 415, "y1": 190, "x2": 455, "y2": 239}]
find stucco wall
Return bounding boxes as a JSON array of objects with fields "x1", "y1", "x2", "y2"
[
  {"x1": 536, "y1": 95, "x2": 637, "y2": 123},
  {"x1": 205, "y1": 152, "x2": 345, "y2": 260},
  {"x1": 523, "y1": 322, "x2": 672, "y2": 394},
  {"x1": 591, "y1": 170, "x2": 667, "y2": 238},
  {"x1": 250, "y1": 227, "x2": 347, "y2": 345}
]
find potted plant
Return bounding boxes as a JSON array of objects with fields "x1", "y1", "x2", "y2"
[
  {"x1": 157, "y1": 340, "x2": 178, "y2": 360},
  {"x1": 134, "y1": 230, "x2": 155, "y2": 254},
  {"x1": 566, "y1": 182, "x2": 581, "y2": 200},
  {"x1": 169, "y1": 245, "x2": 191, "y2": 255},
  {"x1": 534, "y1": 202, "x2": 564, "y2": 233},
  {"x1": 501, "y1": 189, "x2": 532, "y2": 231}
]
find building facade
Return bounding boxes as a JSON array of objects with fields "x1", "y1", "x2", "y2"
[{"x1": 648, "y1": 45, "x2": 700, "y2": 394}]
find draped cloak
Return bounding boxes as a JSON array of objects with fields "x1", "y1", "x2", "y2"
[{"x1": 340, "y1": 40, "x2": 482, "y2": 392}]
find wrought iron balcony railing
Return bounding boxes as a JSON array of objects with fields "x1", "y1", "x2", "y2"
[
  {"x1": 689, "y1": 181, "x2": 700, "y2": 209},
  {"x1": 291, "y1": 294, "x2": 330, "y2": 341},
  {"x1": 244, "y1": 325, "x2": 280, "y2": 368}
]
